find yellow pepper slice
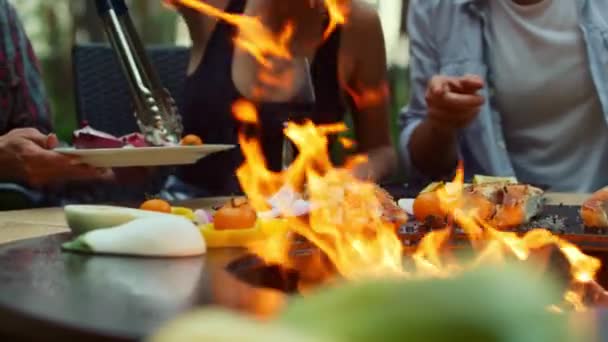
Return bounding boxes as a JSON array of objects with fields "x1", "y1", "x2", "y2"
[
  {"x1": 199, "y1": 218, "x2": 289, "y2": 248},
  {"x1": 171, "y1": 207, "x2": 196, "y2": 221}
]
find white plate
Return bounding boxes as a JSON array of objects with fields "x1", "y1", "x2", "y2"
[{"x1": 54, "y1": 145, "x2": 235, "y2": 168}]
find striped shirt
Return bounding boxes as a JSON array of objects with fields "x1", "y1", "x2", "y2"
[{"x1": 0, "y1": 0, "x2": 51, "y2": 135}]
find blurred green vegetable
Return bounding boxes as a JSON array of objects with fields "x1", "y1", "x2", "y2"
[{"x1": 149, "y1": 264, "x2": 576, "y2": 342}]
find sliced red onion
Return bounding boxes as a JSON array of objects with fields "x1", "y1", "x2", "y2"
[
  {"x1": 73, "y1": 125, "x2": 124, "y2": 149},
  {"x1": 120, "y1": 133, "x2": 149, "y2": 148}
]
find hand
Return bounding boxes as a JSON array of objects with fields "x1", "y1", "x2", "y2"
[
  {"x1": 425, "y1": 74, "x2": 485, "y2": 132},
  {"x1": 0, "y1": 128, "x2": 112, "y2": 188}
]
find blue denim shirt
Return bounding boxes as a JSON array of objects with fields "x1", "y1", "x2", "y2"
[{"x1": 399, "y1": 0, "x2": 608, "y2": 186}]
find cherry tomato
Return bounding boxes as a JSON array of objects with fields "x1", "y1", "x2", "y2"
[
  {"x1": 214, "y1": 198, "x2": 257, "y2": 230},
  {"x1": 140, "y1": 199, "x2": 172, "y2": 213}
]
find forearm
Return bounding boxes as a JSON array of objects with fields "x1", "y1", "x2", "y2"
[
  {"x1": 408, "y1": 119, "x2": 459, "y2": 178},
  {"x1": 0, "y1": 137, "x2": 21, "y2": 182}
]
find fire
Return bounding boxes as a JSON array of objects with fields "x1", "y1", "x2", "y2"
[
  {"x1": 170, "y1": 0, "x2": 604, "y2": 312},
  {"x1": 346, "y1": 82, "x2": 390, "y2": 110},
  {"x1": 232, "y1": 101, "x2": 603, "y2": 311},
  {"x1": 321, "y1": 0, "x2": 350, "y2": 39},
  {"x1": 235, "y1": 103, "x2": 403, "y2": 279},
  {"x1": 169, "y1": 0, "x2": 293, "y2": 68},
  {"x1": 168, "y1": 0, "x2": 350, "y2": 100},
  {"x1": 432, "y1": 162, "x2": 602, "y2": 310}
]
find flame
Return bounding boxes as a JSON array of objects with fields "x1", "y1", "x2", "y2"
[
  {"x1": 432, "y1": 165, "x2": 602, "y2": 310},
  {"x1": 170, "y1": 0, "x2": 350, "y2": 64},
  {"x1": 232, "y1": 99, "x2": 259, "y2": 124},
  {"x1": 322, "y1": 0, "x2": 350, "y2": 39},
  {"x1": 235, "y1": 104, "x2": 403, "y2": 279},
  {"x1": 170, "y1": 0, "x2": 293, "y2": 68},
  {"x1": 338, "y1": 137, "x2": 356, "y2": 149},
  {"x1": 346, "y1": 82, "x2": 390, "y2": 110},
  {"x1": 232, "y1": 101, "x2": 604, "y2": 311}
]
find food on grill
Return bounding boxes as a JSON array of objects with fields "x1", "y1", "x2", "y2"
[
  {"x1": 214, "y1": 198, "x2": 258, "y2": 230},
  {"x1": 472, "y1": 175, "x2": 518, "y2": 185},
  {"x1": 200, "y1": 198, "x2": 291, "y2": 248},
  {"x1": 140, "y1": 199, "x2": 173, "y2": 213},
  {"x1": 200, "y1": 221, "x2": 274, "y2": 248},
  {"x1": 374, "y1": 186, "x2": 408, "y2": 226},
  {"x1": 65, "y1": 205, "x2": 167, "y2": 235},
  {"x1": 62, "y1": 216, "x2": 206, "y2": 257},
  {"x1": 412, "y1": 190, "x2": 444, "y2": 223},
  {"x1": 413, "y1": 182, "x2": 544, "y2": 229},
  {"x1": 151, "y1": 265, "x2": 567, "y2": 342},
  {"x1": 581, "y1": 187, "x2": 608, "y2": 228},
  {"x1": 180, "y1": 134, "x2": 203, "y2": 146}
]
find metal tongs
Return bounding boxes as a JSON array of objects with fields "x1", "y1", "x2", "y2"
[{"x1": 95, "y1": 0, "x2": 183, "y2": 146}]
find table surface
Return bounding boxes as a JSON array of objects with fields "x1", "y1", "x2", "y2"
[
  {"x1": 0, "y1": 193, "x2": 588, "y2": 245},
  {"x1": 0, "y1": 193, "x2": 600, "y2": 341}
]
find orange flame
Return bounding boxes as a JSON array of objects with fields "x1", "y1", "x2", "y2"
[
  {"x1": 170, "y1": 0, "x2": 293, "y2": 68},
  {"x1": 322, "y1": 0, "x2": 350, "y2": 39},
  {"x1": 338, "y1": 137, "x2": 356, "y2": 149},
  {"x1": 232, "y1": 99, "x2": 259, "y2": 124},
  {"x1": 235, "y1": 100, "x2": 403, "y2": 280},
  {"x1": 346, "y1": 82, "x2": 390, "y2": 110},
  {"x1": 433, "y1": 169, "x2": 602, "y2": 311},
  {"x1": 232, "y1": 101, "x2": 603, "y2": 311}
]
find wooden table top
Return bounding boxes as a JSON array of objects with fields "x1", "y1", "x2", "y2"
[{"x1": 0, "y1": 193, "x2": 588, "y2": 245}]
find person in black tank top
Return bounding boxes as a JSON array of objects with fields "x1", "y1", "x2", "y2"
[{"x1": 175, "y1": 0, "x2": 396, "y2": 196}]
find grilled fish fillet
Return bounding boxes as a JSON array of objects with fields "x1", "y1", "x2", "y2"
[
  {"x1": 374, "y1": 186, "x2": 408, "y2": 227},
  {"x1": 581, "y1": 187, "x2": 608, "y2": 228},
  {"x1": 466, "y1": 183, "x2": 544, "y2": 228},
  {"x1": 413, "y1": 183, "x2": 544, "y2": 229}
]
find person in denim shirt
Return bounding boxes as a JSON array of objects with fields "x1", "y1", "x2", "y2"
[{"x1": 399, "y1": 0, "x2": 608, "y2": 193}]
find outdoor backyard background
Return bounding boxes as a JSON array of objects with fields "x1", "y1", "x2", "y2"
[{"x1": 11, "y1": 0, "x2": 410, "y2": 163}]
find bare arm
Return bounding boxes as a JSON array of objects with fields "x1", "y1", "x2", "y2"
[
  {"x1": 402, "y1": 1, "x2": 483, "y2": 178},
  {"x1": 341, "y1": 2, "x2": 397, "y2": 182},
  {"x1": 409, "y1": 76, "x2": 484, "y2": 177}
]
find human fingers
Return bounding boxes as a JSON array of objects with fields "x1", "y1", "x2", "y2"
[
  {"x1": 427, "y1": 75, "x2": 450, "y2": 98},
  {"x1": 427, "y1": 91, "x2": 485, "y2": 111},
  {"x1": 45, "y1": 133, "x2": 59, "y2": 149},
  {"x1": 446, "y1": 74, "x2": 485, "y2": 93},
  {"x1": 459, "y1": 74, "x2": 485, "y2": 91},
  {"x1": 24, "y1": 148, "x2": 104, "y2": 186},
  {"x1": 428, "y1": 107, "x2": 481, "y2": 129},
  {"x1": 10, "y1": 127, "x2": 49, "y2": 147}
]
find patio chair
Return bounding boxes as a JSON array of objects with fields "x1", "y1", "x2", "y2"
[
  {"x1": 61, "y1": 43, "x2": 192, "y2": 205},
  {"x1": 72, "y1": 43, "x2": 190, "y2": 135}
]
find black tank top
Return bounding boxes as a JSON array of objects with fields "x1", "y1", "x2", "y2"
[{"x1": 178, "y1": 0, "x2": 347, "y2": 196}]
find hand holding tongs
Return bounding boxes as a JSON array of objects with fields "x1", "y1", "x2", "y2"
[{"x1": 95, "y1": 0, "x2": 183, "y2": 146}]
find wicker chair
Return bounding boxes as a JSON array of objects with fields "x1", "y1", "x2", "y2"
[
  {"x1": 58, "y1": 43, "x2": 193, "y2": 205},
  {"x1": 72, "y1": 43, "x2": 190, "y2": 135}
]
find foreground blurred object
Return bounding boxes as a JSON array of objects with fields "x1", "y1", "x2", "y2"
[
  {"x1": 150, "y1": 265, "x2": 576, "y2": 342},
  {"x1": 95, "y1": 0, "x2": 183, "y2": 146}
]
